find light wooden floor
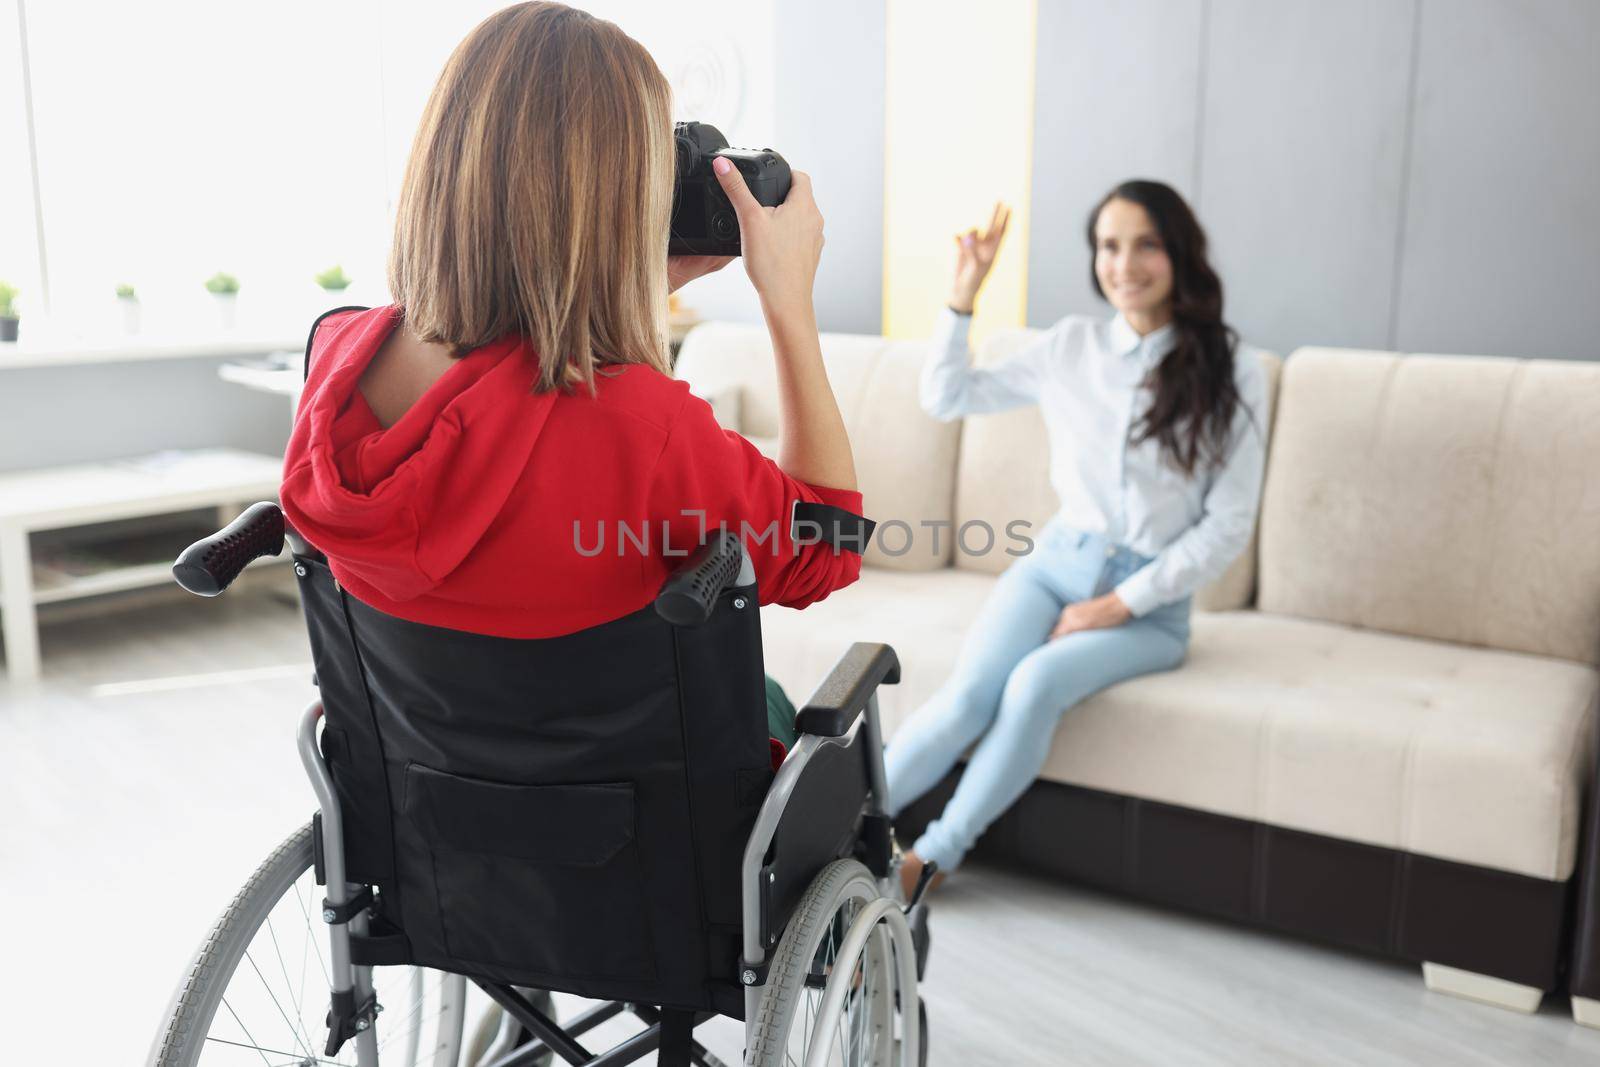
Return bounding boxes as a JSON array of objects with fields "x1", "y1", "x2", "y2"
[{"x1": 4, "y1": 581, "x2": 1599, "y2": 1066}]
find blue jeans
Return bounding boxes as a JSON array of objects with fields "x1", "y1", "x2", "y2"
[{"x1": 884, "y1": 520, "x2": 1192, "y2": 872}]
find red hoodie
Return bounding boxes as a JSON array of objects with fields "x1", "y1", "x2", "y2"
[{"x1": 280, "y1": 306, "x2": 863, "y2": 638}]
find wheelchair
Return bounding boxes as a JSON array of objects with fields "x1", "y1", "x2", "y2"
[{"x1": 147, "y1": 502, "x2": 933, "y2": 1067}]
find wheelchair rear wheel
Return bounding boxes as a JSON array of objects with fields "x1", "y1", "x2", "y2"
[
  {"x1": 745, "y1": 859, "x2": 922, "y2": 1067},
  {"x1": 148, "y1": 822, "x2": 468, "y2": 1066}
]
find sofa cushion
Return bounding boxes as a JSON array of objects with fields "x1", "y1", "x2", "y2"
[
  {"x1": 958, "y1": 329, "x2": 1282, "y2": 612},
  {"x1": 761, "y1": 567, "x2": 1001, "y2": 723},
  {"x1": 1258, "y1": 348, "x2": 1600, "y2": 665},
  {"x1": 675, "y1": 323, "x2": 961, "y2": 571},
  {"x1": 761, "y1": 571, "x2": 1598, "y2": 882}
]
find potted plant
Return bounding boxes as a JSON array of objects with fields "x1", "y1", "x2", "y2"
[
  {"x1": 115, "y1": 283, "x2": 140, "y2": 335},
  {"x1": 205, "y1": 271, "x2": 240, "y2": 329},
  {"x1": 0, "y1": 282, "x2": 19, "y2": 343},
  {"x1": 314, "y1": 264, "x2": 351, "y2": 297}
]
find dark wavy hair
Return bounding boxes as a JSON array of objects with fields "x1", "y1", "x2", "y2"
[{"x1": 1086, "y1": 179, "x2": 1245, "y2": 477}]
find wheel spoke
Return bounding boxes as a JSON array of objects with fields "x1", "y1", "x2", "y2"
[
  {"x1": 203, "y1": 1032, "x2": 345, "y2": 1065},
  {"x1": 377, "y1": 998, "x2": 445, "y2": 1056},
  {"x1": 291, "y1": 872, "x2": 333, "y2": 989},
  {"x1": 295, "y1": 877, "x2": 314, "y2": 1028},
  {"x1": 265, "y1": 909, "x2": 318, "y2": 1057},
  {"x1": 218, "y1": 997, "x2": 280, "y2": 1067},
  {"x1": 245, "y1": 948, "x2": 316, "y2": 1060},
  {"x1": 833, "y1": 959, "x2": 850, "y2": 1063},
  {"x1": 847, "y1": 956, "x2": 863, "y2": 1063}
]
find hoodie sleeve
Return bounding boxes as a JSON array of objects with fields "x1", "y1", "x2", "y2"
[{"x1": 647, "y1": 388, "x2": 865, "y2": 610}]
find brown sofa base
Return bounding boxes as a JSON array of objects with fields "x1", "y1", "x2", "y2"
[{"x1": 897, "y1": 773, "x2": 1572, "y2": 991}]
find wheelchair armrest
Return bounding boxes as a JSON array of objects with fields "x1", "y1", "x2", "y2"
[{"x1": 794, "y1": 642, "x2": 901, "y2": 737}]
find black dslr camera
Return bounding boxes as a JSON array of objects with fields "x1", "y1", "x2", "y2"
[{"x1": 669, "y1": 122, "x2": 791, "y2": 256}]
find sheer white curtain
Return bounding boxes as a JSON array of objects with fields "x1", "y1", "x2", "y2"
[
  {"x1": 0, "y1": 2, "x2": 44, "y2": 319},
  {"x1": 5, "y1": 0, "x2": 773, "y2": 341},
  {"x1": 20, "y1": 0, "x2": 388, "y2": 337}
]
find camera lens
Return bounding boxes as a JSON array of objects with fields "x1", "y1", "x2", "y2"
[{"x1": 713, "y1": 213, "x2": 737, "y2": 240}]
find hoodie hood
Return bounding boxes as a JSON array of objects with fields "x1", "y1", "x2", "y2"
[{"x1": 281, "y1": 306, "x2": 556, "y2": 602}]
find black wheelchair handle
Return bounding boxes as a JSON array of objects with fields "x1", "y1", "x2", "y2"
[
  {"x1": 173, "y1": 501, "x2": 285, "y2": 597},
  {"x1": 654, "y1": 530, "x2": 746, "y2": 626}
]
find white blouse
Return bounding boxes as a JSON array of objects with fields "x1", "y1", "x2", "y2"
[{"x1": 922, "y1": 307, "x2": 1270, "y2": 616}]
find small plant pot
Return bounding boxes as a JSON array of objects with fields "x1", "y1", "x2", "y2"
[
  {"x1": 119, "y1": 297, "x2": 142, "y2": 335},
  {"x1": 0, "y1": 316, "x2": 18, "y2": 343},
  {"x1": 212, "y1": 292, "x2": 238, "y2": 330}
]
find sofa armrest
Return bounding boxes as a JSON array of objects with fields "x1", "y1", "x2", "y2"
[{"x1": 795, "y1": 643, "x2": 901, "y2": 738}]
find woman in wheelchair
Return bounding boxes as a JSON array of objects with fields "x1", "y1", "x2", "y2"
[{"x1": 151, "y1": 4, "x2": 926, "y2": 1067}]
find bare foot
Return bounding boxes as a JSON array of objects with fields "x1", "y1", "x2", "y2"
[{"x1": 898, "y1": 850, "x2": 947, "y2": 902}]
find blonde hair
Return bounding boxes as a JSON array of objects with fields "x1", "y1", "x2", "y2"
[{"x1": 388, "y1": 2, "x2": 674, "y2": 391}]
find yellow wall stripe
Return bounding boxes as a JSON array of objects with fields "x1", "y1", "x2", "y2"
[{"x1": 883, "y1": 0, "x2": 1038, "y2": 345}]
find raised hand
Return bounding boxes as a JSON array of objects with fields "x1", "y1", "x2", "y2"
[{"x1": 949, "y1": 201, "x2": 1011, "y2": 313}]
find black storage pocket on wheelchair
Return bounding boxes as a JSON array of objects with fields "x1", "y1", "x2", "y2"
[{"x1": 402, "y1": 763, "x2": 656, "y2": 982}]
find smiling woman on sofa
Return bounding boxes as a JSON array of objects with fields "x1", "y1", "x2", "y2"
[{"x1": 887, "y1": 181, "x2": 1271, "y2": 895}]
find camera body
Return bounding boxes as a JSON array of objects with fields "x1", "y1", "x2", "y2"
[{"x1": 670, "y1": 122, "x2": 791, "y2": 256}]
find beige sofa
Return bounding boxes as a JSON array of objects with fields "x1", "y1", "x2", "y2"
[{"x1": 676, "y1": 322, "x2": 1600, "y2": 1025}]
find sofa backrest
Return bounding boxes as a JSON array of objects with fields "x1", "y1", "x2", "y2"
[
  {"x1": 959, "y1": 329, "x2": 1283, "y2": 613},
  {"x1": 674, "y1": 323, "x2": 962, "y2": 571},
  {"x1": 1257, "y1": 347, "x2": 1600, "y2": 665}
]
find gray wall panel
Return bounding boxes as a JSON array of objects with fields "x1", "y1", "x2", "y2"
[
  {"x1": 1394, "y1": 0, "x2": 1600, "y2": 360},
  {"x1": 1028, "y1": 0, "x2": 1205, "y2": 328},
  {"x1": 1198, "y1": 0, "x2": 1414, "y2": 356},
  {"x1": 776, "y1": 0, "x2": 886, "y2": 334}
]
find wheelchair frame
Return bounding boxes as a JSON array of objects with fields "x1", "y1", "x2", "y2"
[
  {"x1": 150, "y1": 304, "x2": 925, "y2": 1064},
  {"x1": 215, "y1": 524, "x2": 927, "y2": 1067},
  {"x1": 739, "y1": 687, "x2": 898, "y2": 1024},
  {"x1": 294, "y1": 688, "x2": 918, "y2": 1066}
]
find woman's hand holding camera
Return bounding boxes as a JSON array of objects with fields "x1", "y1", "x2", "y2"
[
  {"x1": 949, "y1": 201, "x2": 1011, "y2": 314},
  {"x1": 667, "y1": 255, "x2": 734, "y2": 294},
  {"x1": 710, "y1": 157, "x2": 853, "y2": 492},
  {"x1": 713, "y1": 157, "x2": 824, "y2": 321}
]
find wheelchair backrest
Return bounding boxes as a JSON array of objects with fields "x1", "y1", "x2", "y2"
[{"x1": 295, "y1": 552, "x2": 773, "y2": 1014}]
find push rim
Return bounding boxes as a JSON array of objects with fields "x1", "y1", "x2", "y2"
[{"x1": 746, "y1": 860, "x2": 915, "y2": 1067}]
